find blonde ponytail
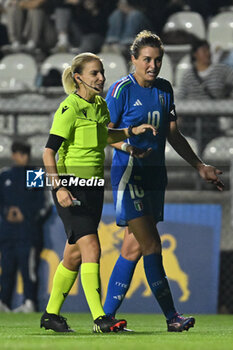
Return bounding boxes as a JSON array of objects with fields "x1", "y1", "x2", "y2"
[
  {"x1": 62, "y1": 66, "x2": 76, "y2": 95},
  {"x1": 62, "y1": 53, "x2": 102, "y2": 95}
]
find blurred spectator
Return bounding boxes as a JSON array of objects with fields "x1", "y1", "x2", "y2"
[
  {"x1": 52, "y1": 0, "x2": 109, "y2": 54},
  {"x1": 71, "y1": 0, "x2": 108, "y2": 53},
  {"x1": 222, "y1": 49, "x2": 233, "y2": 69},
  {"x1": 3, "y1": 0, "x2": 24, "y2": 51},
  {"x1": 177, "y1": 38, "x2": 233, "y2": 147},
  {"x1": 102, "y1": 0, "x2": 151, "y2": 54},
  {"x1": 0, "y1": 3, "x2": 9, "y2": 57},
  {"x1": 0, "y1": 141, "x2": 50, "y2": 312},
  {"x1": 3, "y1": 0, "x2": 54, "y2": 52},
  {"x1": 20, "y1": 0, "x2": 54, "y2": 51},
  {"x1": 51, "y1": 0, "x2": 80, "y2": 52}
]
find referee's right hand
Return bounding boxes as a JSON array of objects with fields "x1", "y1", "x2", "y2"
[{"x1": 56, "y1": 187, "x2": 77, "y2": 207}]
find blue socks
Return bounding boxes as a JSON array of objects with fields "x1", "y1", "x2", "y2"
[
  {"x1": 103, "y1": 255, "x2": 137, "y2": 316},
  {"x1": 104, "y1": 253, "x2": 176, "y2": 321},
  {"x1": 143, "y1": 253, "x2": 176, "y2": 320}
]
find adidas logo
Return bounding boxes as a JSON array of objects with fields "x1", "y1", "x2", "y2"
[{"x1": 133, "y1": 99, "x2": 142, "y2": 106}]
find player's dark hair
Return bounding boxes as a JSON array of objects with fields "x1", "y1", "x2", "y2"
[
  {"x1": 130, "y1": 30, "x2": 164, "y2": 59},
  {"x1": 191, "y1": 39, "x2": 210, "y2": 63},
  {"x1": 11, "y1": 141, "x2": 31, "y2": 155}
]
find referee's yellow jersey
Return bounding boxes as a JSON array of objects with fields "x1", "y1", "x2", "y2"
[{"x1": 50, "y1": 93, "x2": 110, "y2": 179}]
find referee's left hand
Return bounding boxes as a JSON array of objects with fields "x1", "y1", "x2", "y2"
[
  {"x1": 56, "y1": 187, "x2": 77, "y2": 207},
  {"x1": 132, "y1": 124, "x2": 158, "y2": 136}
]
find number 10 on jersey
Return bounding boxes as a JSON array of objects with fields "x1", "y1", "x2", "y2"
[{"x1": 147, "y1": 111, "x2": 160, "y2": 128}]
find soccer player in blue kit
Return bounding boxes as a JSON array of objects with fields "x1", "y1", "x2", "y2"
[{"x1": 103, "y1": 30, "x2": 224, "y2": 332}]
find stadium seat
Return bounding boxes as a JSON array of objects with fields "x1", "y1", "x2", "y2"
[
  {"x1": 16, "y1": 93, "x2": 62, "y2": 112},
  {"x1": 0, "y1": 135, "x2": 12, "y2": 158},
  {"x1": 165, "y1": 136, "x2": 198, "y2": 163},
  {"x1": 208, "y1": 12, "x2": 233, "y2": 50},
  {"x1": 17, "y1": 93, "x2": 46, "y2": 105},
  {"x1": 98, "y1": 53, "x2": 128, "y2": 91},
  {"x1": 0, "y1": 115, "x2": 14, "y2": 135},
  {"x1": 163, "y1": 11, "x2": 206, "y2": 39},
  {"x1": 0, "y1": 53, "x2": 37, "y2": 90},
  {"x1": 202, "y1": 136, "x2": 233, "y2": 162},
  {"x1": 175, "y1": 54, "x2": 191, "y2": 87},
  {"x1": 15, "y1": 94, "x2": 52, "y2": 135},
  {"x1": 27, "y1": 134, "x2": 49, "y2": 160},
  {"x1": 17, "y1": 115, "x2": 52, "y2": 135},
  {"x1": 40, "y1": 53, "x2": 74, "y2": 75},
  {"x1": 159, "y1": 53, "x2": 173, "y2": 84},
  {"x1": 165, "y1": 136, "x2": 199, "y2": 189}
]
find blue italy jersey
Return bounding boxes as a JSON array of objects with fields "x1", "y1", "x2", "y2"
[
  {"x1": 106, "y1": 73, "x2": 177, "y2": 168},
  {"x1": 106, "y1": 74, "x2": 177, "y2": 226}
]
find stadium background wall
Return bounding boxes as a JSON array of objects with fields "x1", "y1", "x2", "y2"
[{"x1": 2, "y1": 201, "x2": 223, "y2": 314}]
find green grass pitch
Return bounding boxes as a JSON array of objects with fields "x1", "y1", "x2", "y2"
[{"x1": 0, "y1": 313, "x2": 233, "y2": 350}]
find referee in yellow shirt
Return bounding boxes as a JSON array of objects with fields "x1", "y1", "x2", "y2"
[{"x1": 41, "y1": 52, "x2": 156, "y2": 333}]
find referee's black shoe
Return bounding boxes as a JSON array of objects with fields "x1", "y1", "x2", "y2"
[
  {"x1": 40, "y1": 311, "x2": 74, "y2": 332},
  {"x1": 93, "y1": 315, "x2": 127, "y2": 333},
  {"x1": 167, "y1": 313, "x2": 195, "y2": 332}
]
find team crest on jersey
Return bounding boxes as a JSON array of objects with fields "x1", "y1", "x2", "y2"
[
  {"x1": 159, "y1": 94, "x2": 165, "y2": 106},
  {"x1": 134, "y1": 200, "x2": 143, "y2": 211}
]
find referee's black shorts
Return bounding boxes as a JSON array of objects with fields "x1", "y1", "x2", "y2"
[{"x1": 52, "y1": 180, "x2": 104, "y2": 244}]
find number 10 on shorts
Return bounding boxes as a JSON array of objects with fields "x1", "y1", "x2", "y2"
[{"x1": 128, "y1": 184, "x2": 144, "y2": 199}]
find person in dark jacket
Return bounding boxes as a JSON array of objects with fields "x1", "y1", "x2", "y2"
[{"x1": 0, "y1": 141, "x2": 48, "y2": 312}]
